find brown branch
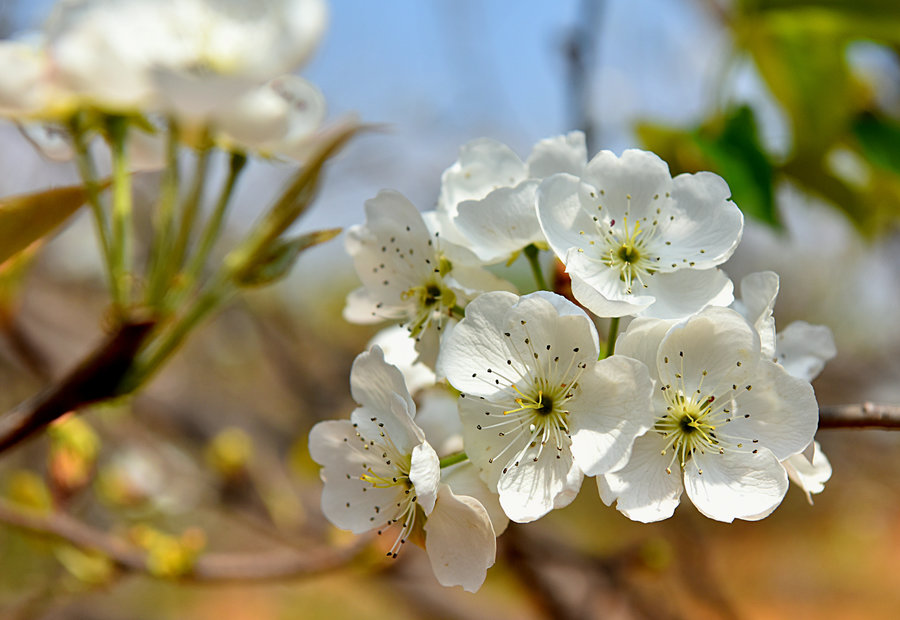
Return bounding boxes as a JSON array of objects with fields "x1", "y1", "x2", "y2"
[
  {"x1": 818, "y1": 403, "x2": 900, "y2": 430},
  {"x1": 0, "y1": 501, "x2": 366, "y2": 583},
  {"x1": 0, "y1": 319, "x2": 156, "y2": 454}
]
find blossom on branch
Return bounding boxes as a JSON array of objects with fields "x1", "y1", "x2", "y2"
[{"x1": 309, "y1": 347, "x2": 496, "y2": 592}]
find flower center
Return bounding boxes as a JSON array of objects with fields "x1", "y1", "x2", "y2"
[
  {"x1": 656, "y1": 390, "x2": 721, "y2": 474},
  {"x1": 599, "y1": 217, "x2": 658, "y2": 295},
  {"x1": 401, "y1": 279, "x2": 456, "y2": 338}
]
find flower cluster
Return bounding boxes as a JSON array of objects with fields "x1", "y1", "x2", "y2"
[{"x1": 309, "y1": 134, "x2": 835, "y2": 591}]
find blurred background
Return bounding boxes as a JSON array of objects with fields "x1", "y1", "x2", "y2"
[{"x1": 1, "y1": 0, "x2": 899, "y2": 618}]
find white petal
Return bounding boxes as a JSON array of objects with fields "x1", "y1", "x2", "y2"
[
  {"x1": 527, "y1": 131, "x2": 587, "y2": 177},
  {"x1": 776, "y1": 321, "x2": 837, "y2": 382},
  {"x1": 438, "y1": 138, "x2": 527, "y2": 217},
  {"x1": 581, "y1": 150, "x2": 673, "y2": 222},
  {"x1": 734, "y1": 271, "x2": 779, "y2": 359},
  {"x1": 568, "y1": 356, "x2": 655, "y2": 476},
  {"x1": 725, "y1": 360, "x2": 819, "y2": 461},
  {"x1": 410, "y1": 442, "x2": 441, "y2": 515},
  {"x1": 350, "y1": 346, "x2": 416, "y2": 420},
  {"x1": 597, "y1": 432, "x2": 683, "y2": 523},
  {"x1": 783, "y1": 441, "x2": 832, "y2": 502},
  {"x1": 567, "y1": 252, "x2": 654, "y2": 317},
  {"x1": 684, "y1": 448, "x2": 788, "y2": 522},
  {"x1": 638, "y1": 268, "x2": 734, "y2": 320},
  {"x1": 367, "y1": 326, "x2": 436, "y2": 395},
  {"x1": 436, "y1": 291, "x2": 523, "y2": 397},
  {"x1": 616, "y1": 317, "x2": 677, "y2": 371},
  {"x1": 441, "y1": 462, "x2": 508, "y2": 535},
  {"x1": 445, "y1": 265, "x2": 517, "y2": 299},
  {"x1": 657, "y1": 307, "x2": 759, "y2": 399},
  {"x1": 424, "y1": 484, "x2": 496, "y2": 592},
  {"x1": 497, "y1": 444, "x2": 583, "y2": 523},
  {"x1": 659, "y1": 171, "x2": 744, "y2": 268},
  {"x1": 536, "y1": 173, "x2": 598, "y2": 261},
  {"x1": 454, "y1": 180, "x2": 543, "y2": 263},
  {"x1": 343, "y1": 287, "x2": 400, "y2": 324},
  {"x1": 308, "y1": 420, "x2": 406, "y2": 534}
]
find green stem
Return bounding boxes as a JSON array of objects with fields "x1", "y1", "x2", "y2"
[
  {"x1": 107, "y1": 116, "x2": 133, "y2": 304},
  {"x1": 604, "y1": 317, "x2": 620, "y2": 358},
  {"x1": 145, "y1": 119, "x2": 181, "y2": 308},
  {"x1": 439, "y1": 452, "x2": 467, "y2": 468},
  {"x1": 524, "y1": 244, "x2": 548, "y2": 291},
  {"x1": 183, "y1": 151, "x2": 247, "y2": 288},
  {"x1": 169, "y1": 136, "x2": 212, "y2": 277},
  {"x1": 69, "y1": 117, "x2": 119, "y2": 307}
]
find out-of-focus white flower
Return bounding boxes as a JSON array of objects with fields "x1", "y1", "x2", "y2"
[
  {"x1": 308, "y1": 347, "x2": 496, "y2": 592},
  {"x1": 214, "y1": 75, "x2": 326, "y2": 159},
  {"x1": 601, "y1": 307, "x2": 819, "y2": 523},
  {"x1": 0, "y1": 40, "x2": 73, "y2": 119},
  {"x1": 45, "y1": 0, "x2": 327, "y2": 118},
  {"x1": 438, "y1": 291, "x2": 654, "y2": 523},
  {"x1": 344, "y1": 190, "x2": 514, "y2": 368},
  {"x1": 537, "y1": 149, "x2": 743, "y2": 318},
  {"x1": 436, "y1": 132, "x2": 587, "y2": 264}
]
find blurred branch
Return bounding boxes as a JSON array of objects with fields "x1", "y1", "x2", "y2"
[
  {"x1": 564, "y1": 0, "x2": 603, "y2": 153},
  {"x1": 0, "y1": 501, "x2": 367, "y2": 583},
  {"x1": 819, "y1": 403, "x2": 900, "y2": 429},
  {"x1": 0, "y1": 319, "x2": 156, "y2": 454}
]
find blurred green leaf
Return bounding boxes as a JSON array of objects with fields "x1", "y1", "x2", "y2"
[
  {"x1": 694, "y1": 106, "x2": 779, "y2": 227},
  {"x1": 0, "y1": 185, "x2": 91, "y2": 266},
  {"x1": 232, "y1": 228, "x2": 342, "y2": 288},
  {"x1": 639, "y1": 107, "x2": 779, "y2": 227},
  {"x1": 852, "y1": 112, "x2": 900, "y2": 176}
]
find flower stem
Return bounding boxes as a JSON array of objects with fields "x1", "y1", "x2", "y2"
[
  {"x1": 68, "y1": 117, "x2": 119, "y2": 308},
  {"x1": 169, "y1": 134, "x2": 212, "y2": 278},
  {"x1": 183, "y1": 151, "x2": 247, "y2": 288},
  {"x1": 107, "y1": 115, "x2": 133, "y2": 304},
  {"x1": 524, "y1": 244, "x2": 548, "y2": 291},
  {"x1": 604, "y1": 317, "x2": 620, "y2": 358},
  {"x1": 438, "y1": 452, "x2": 467, "y2": 468},
  {"x1": 145, "y1": 119, "x2": 181, "y2": 308}
]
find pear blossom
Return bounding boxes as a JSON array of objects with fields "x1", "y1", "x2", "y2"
[
  {"x1": 600, "y1": 307, "x2": 819, "y2": 523},
  {"x1": 214, "y1": 75, "x2": 326, "y2": 159},
  {"x1": 344, "y1": 190, "x2": 514, "y2": 367},
  {"x1": 438, "y1": 291, "x2": 654, "y2": 523},
  {"x1": 436, "y1": 132, "x2": 587, "y2": 264},
  {"x1": 45, "y1": 0, "x2": 327, "y2": 117},
  {"x1": 537, "y1": 149, "x2": 743, "y2": 318},
  {"x1": 732, "y1": 272, "x2": 836, "y2": 501},
  {"x1": 308, "y1": 347, "x2": 496, "y2": 592}
]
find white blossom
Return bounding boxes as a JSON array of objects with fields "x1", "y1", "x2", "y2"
[
  {"x1": 344, "y1": 190, "x2": 514, "y2": 368},
  {"x1": 308, "y1": 347, "x2": 495, "y2": 592},
  {"x1": 45, "y1": 0, "x2": 327, "y2": 117},
  {"x1": 436, "y1": 132, "x2": 587, "y2": 264},
  {"x1": 537, "y1": 149, "x2": 743, "y2": 318},
  {"x1": 600, "y1": 307, "x2": 819, "y2": 523},
  {"x1": 438, "y1": 291, "x2": 654, "y2": 523}
]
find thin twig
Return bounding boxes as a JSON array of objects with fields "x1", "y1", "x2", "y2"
[
  {"x1": 818, "y1": 403, "x2": 900, "y2": 429},
  {"x1": 0, "y1": 501, "x2": 367, "y2": 584}
]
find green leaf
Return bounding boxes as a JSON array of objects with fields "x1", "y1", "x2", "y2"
[
  {"x1": 852, "y1": 112, "x2": 900, "y2": 176},
  {"x1": 232, "y1": 228, "x2": 342, "y2": 288},
  {"x1": 0, "y1": 185, "x2": 92, "y2": 266},
  {"x1": 693, "y1": 106, "x2": 779, "y2": 227}
]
